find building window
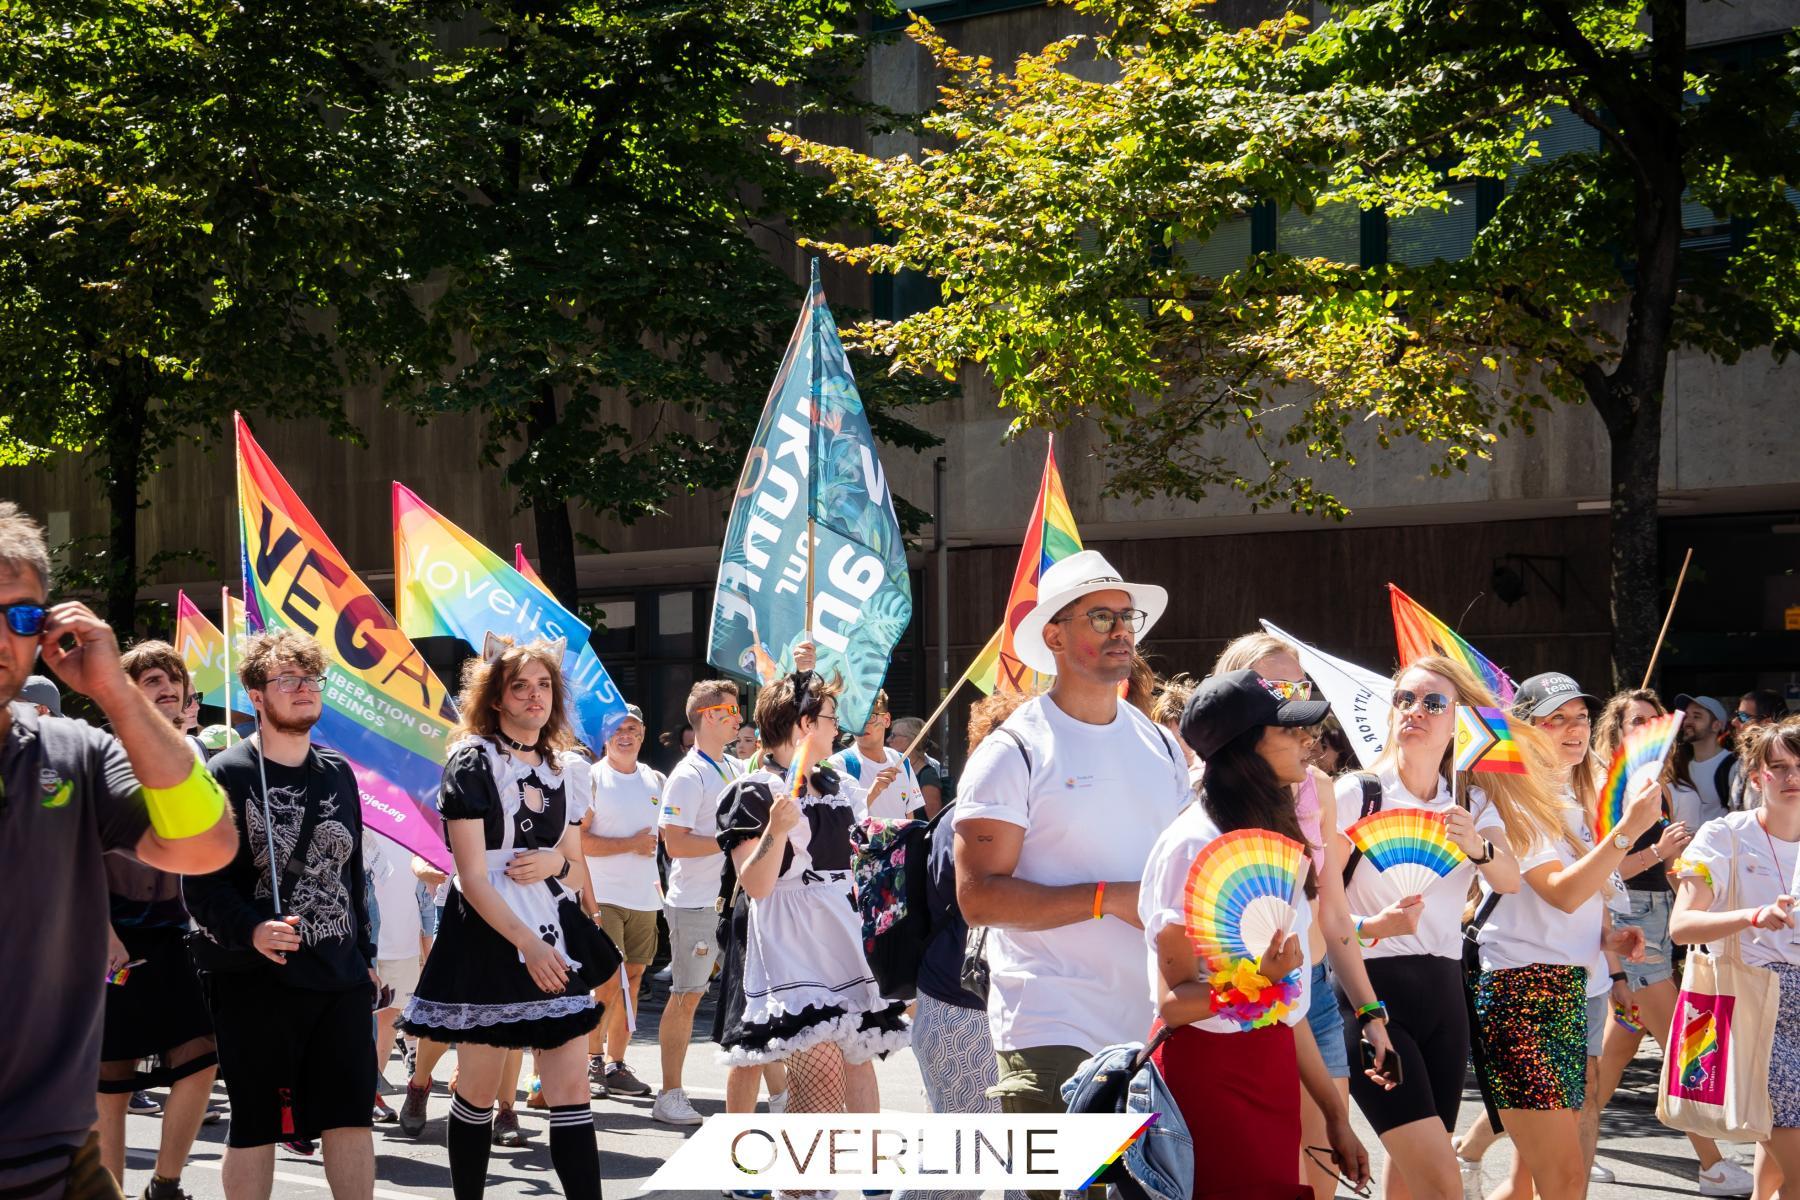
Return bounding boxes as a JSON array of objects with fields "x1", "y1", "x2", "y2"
[
  {"x1": 1389, "y1": 182, "x2": 1483, "y2": 265},
  {"x1": 1276, "y1": 202, "x2": 1362, "y2": 265}
]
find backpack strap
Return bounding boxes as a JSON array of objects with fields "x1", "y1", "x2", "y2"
[
  {"x1": 1340, "y1": 771, "x2": 1384, "y2": 886},
  {"x1": 841, "y1": 751, "x2": 863, "y2": 782},
  {"x1": 1466, "y1": 891, "x2": 1502, "y2": 937},
  {"x1": 995, "y1": 727, "x2": 1032, "y2": 775}
]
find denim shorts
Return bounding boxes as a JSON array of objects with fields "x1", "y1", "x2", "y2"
[
  {"x1": 1615, "y1": 889, "x2": 1675, "y2": 991},
  {"x1": 418, "y1": 884, "x2": 441, "y2": 937},
  {"x1": 1307, "y1": 963, "x2": 1349, "y2": 1078}
]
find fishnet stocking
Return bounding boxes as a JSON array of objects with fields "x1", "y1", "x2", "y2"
[{"x1": 783, "y1": 1041, "x2": 847, "y2": 1113}]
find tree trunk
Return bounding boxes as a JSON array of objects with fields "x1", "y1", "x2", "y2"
[
  {"x1": 101, "y1": 376, "x2": 147, "y2": 635},
  {"x1": 525, "y1": 384, "x2": 579, "y2": 610},
  {"x1": 1605, "y1": 394, "x2": 1664, "y2": 691}
]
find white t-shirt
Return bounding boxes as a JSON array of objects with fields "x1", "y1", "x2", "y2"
[
  {"x1": 658, "y1": 749, "x2": 741, "y2": 910},
  {"x1": 827, "y1": 745, "x2": 921, "y2": 821},
  {"x1": 1473, "y1": 795, "x2": 1604, "y2": 974},
  {"x1": 1336, "y1": 765, "x2": 1487, "y2": 960},
  {"x1": 585, "y1": 759, "x2": 664, "y2": 911},
  {"x1": 1139, "y1": 803, "x2": 1312, "y2": 1034},
  {"x1": 364, "y1": 831, "x2": 424, "y2": 962},
  {"x1": 952, "y1": 696, "x2": 1189, "y2": 1054},
  {"x1": 1673, "y1": 757, "x2": 1729, "y2": 829},
  {"x1": 1677, "y1": 810, "x2": 1800, "y2": 968}
]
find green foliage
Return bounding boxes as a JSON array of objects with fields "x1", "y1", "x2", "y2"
[
  {"x1": 386, "y1": 0, "x2": 948, "y2": 541},
  {"x1": 778, "y1": 0, "x2": 1800, "y2": 516}
]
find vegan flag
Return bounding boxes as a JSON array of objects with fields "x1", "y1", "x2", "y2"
[
  {"x1": 1453, "y1": 705, "x2": 1528, "y2": 775},
  {"x1": 176, "y1": 590, "x2": 249, "y2": 715},
  {"x1": 706, "y1": 261, "x2": 911, "y2": 735},
  {"x1": 235, "y1": 414, "x2": 454, "y2": 871},
  {"x1": 1259, "y1": 619, "x2": 1392, "y2": 768},
  {"x1": 394, "y1": 484, "x2": 628, "y2": 750},
  {"x1": 1388, "y1": 583, "x2": 1515, "y2": 705},
  {"x1": 968, "y1": 436, "x2": 1085, "y2": 696}
]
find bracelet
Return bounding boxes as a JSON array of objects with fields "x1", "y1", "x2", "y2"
[
  {"x1": 1609, "y1": 971, "x2": 1627, "y2": 983},
  {"x1": 556, "y1": 856, "x2": 572, "y2": 880},
  {"x1": 1093, "y1": 881, "x2": 1107, "y2": 921},
  {"x1": 1355, "y1": 1001, "x2": 1383, "y2": 1017},
  {"x1": 1355, "y1": 920, "x2": 1379, "y2": 948}
]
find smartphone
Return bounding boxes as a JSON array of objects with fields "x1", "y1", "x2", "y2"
[
  {"x1": 372, "y1": 983, "x2": 396, "y2": 1011},
  {"x1": 106, "y1": 959, "x2": 147, "y2": 986},
  {"x1": 1360, "y1": 1037, "x2": 1403, "y2": 1086}
]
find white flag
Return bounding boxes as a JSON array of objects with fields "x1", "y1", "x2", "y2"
[{"x1": 1261, "y1": 618, "x2": 1392, "y2": 768}]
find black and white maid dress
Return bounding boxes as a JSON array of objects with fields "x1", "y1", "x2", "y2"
[
  {"x1": 714, "y1": 763, "x2": 910, "y2": 1064},
  {"x1": 400, "y1": 738, "x2": 619, "y2": 1049}
]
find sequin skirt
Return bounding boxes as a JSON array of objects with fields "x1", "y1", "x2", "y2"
[{"x1": 1474, "y1": 963, "x2": 1588, "y2": 1111}]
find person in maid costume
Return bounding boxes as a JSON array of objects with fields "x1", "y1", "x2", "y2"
[
  {"x1": 715, "y1": 670, "x2": 909, "y2": 1129},
  {"x1": 399, "y1": 635, "x2": 620, "y2": 1200}
]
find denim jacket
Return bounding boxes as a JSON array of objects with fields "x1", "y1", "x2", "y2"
[{"x1": 1060, "y1": 1037, "x2": 1193, "y2": 1200}]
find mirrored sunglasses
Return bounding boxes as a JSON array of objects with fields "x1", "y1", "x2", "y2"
[
  {"x1": 1392, "y1": 689, "x2": 1451, "y2": 715},
  {"x1": 2, "y1": 603, "x2": 46, "y2": 637}
]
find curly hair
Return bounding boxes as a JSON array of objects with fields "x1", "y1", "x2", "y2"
[
  {"x1": 451, "y1": 636, "x2": 575, "y2": 755},
  {"x1": 238, "y1": 630, "x2": 326, "y2": 692},
  {"x1": 967, "y1": 691, "x2": 1029, "y2": 751}
]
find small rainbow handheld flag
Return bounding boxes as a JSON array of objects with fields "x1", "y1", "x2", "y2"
[
  {"x1": 1595, "y1": 710, "x2": 1682, "y2": 842},
  {"x1": 1389, "y1": 583, "x2": 1515, "y2": 705},
  {"x1": 1454, "y1": 705, "x2": 1527, "y2": 775}
]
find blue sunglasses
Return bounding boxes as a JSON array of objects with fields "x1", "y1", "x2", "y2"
[{"x1": 3, "y1": 604, "x2": 46, "y2": 637}]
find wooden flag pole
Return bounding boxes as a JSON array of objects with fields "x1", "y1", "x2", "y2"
[
  {"x1": 1640, "y1": 547, "x2": 1695, "y2": 690},
  {"x1": 903, "y1": 657, "x2": 981, "y2": 770},
  {"x1": 804, "y1": 258, "x2": 821, "y2": 641}
]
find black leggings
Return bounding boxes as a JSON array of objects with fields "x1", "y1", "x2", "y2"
[{"x1": 1340, "y1": 954, "x2": 1469, "y2": 1135}]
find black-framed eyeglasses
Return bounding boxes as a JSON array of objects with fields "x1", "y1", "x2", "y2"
[
  {"x1": 267, "y1": 674, "x2": 327, "y2": 693},
  {"x1": 2, "y1": 603, "x2": 46, "y2": 637},
  {"x1": 1050, "y1": 607, "x2": 1146, "y2": 635},
  {"x1": 1392, "y1": 689, "x2": 1451, "y2": 715},
  {"x1": 1303, "y1": 1147, "x2": 1372, "y2": 1198}
]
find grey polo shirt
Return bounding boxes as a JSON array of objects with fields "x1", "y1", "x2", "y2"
[{"x1": 0, "y1": 701, "x2": 150, "y2": 1176}]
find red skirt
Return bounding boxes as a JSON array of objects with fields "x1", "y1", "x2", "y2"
[{"x1": 1150, "y1": 1020, "x2": 1309, "y2": 1200}]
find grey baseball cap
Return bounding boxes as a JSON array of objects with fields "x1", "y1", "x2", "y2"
[
  {"x1": 1512, "y1": 672, "x2": 1597, "y2": 720},
  {"x1": 1674, "y1": 694, "x2": 1730, "y2": 726},
  {"x1": 19, "y1": 675, "x2": 61, "y2": 716},
  {"x1": 623, "y1": 704, "x2": 645, "y2": 724}
]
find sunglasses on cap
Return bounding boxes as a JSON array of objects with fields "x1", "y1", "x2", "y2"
[
  {"x1": 2, "y1": 603, "x2": 47, "y2": 637},
  {"x1": 1258, "y1": 678, "x2": 1313, "y2": 702},
  {"x1": 1392, "y1": 689, "x2": 1451, "y2": 715}
]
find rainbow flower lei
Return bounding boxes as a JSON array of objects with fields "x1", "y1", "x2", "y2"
[{"x1": 1207, "y1": 958, "x2": 1304, "y2": 1031}]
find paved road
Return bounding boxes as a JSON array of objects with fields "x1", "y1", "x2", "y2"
[{"x1": 121, "y1": 973, "x2": 1747, "y2": 1199}]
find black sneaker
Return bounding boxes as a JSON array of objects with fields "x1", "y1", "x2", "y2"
[
  {"x1": 140, "y1": 1180, "x2": 194, "y2": 1200},
  {"x1": 128, "y1": 1091, "x2": 162, "y2": 1116},
  {"x1": 604, "y1": 1061, "x2": 652, "y2": 1097}
]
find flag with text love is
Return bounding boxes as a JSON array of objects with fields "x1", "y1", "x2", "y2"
[
  {"x1": 235, "y1": 414, "x2": 455, "y2": 873},
  {"x1": 176, "y1": 590, "x2": 250, "y2": 716},
  {"x1": 394, "y1": 484, "x2": 628, "y2": 751},
  {"x1": 705, "y1": 266, "x2": 911, "y2": 735}
]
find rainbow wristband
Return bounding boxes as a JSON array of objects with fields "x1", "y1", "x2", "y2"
[{"x1": 143, "y1": 759, "x2": 228, "y2": 840}]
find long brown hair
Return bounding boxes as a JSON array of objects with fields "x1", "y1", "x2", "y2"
[
  {"x1": 451, "y1": 637, "x2": 576, "y2": 755},
  {"x1": 1375, "y1": 654, "x2": 1568, "y2": 857}
]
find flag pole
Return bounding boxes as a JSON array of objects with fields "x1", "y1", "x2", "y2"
[
  {"x1": 220, "y1": 585, "x2": 233, "y2": 723},
  {"x1": 804, "y1": 258, "x2": 821, "y2": 642},
  {"x1": 1640, "y1": 547, "x2": 1694, "y2": 690}
]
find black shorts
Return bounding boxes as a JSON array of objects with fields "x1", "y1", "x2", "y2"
[
  {"x1": 99, "y1": 926, "x2": 217, "y2": 1094},
  {"x1": 1339, "y1": 954, "x2": 1471, "y2": 1136},
  {"x1": 207, "y1": 972, "x2": 376, "y2": 1148}
]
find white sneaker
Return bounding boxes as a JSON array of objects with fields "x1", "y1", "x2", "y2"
[
  {"x1": 1698, "y1": 1157, "x2": 1754, "y2": 1197},
  {"x1": 767, "y1": 1089, "x2": 788, "y2": 1115},
  {"x1": 652, "y1": 1087, "x2": 704, "y2": 1127},
  {"x1": 1457, "y1": 1156, "x2": 1482, "y2": 1200},
  {"x1": 1589, "y1": 1162, "x2": 1615, "y2": 1184}
]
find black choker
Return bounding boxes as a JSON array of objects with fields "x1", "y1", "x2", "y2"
[{"x1": 498, "y1": 731, "x2": 538, "y2": 753}]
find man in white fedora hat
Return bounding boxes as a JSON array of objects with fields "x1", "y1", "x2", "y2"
[{"x1": 952, "y1": 550, "x2": 1189, "y2": 1157}]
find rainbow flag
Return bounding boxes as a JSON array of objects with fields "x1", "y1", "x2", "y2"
[
  {"x1": 236, "y1": 414, "x2": 454, "y2": 872},
  {"x1": 394, "y1": 484, "x2": 628, "y2": 750},
  {"x1": 1388, "y1": 583, "x2": 1515, "y2": 705},
  {"x1": 1596, "y1": 710, "x2": 1682, "y2": 842},
  {"x1": 970, "y1": 435, "x2": 1085, "y2": 695},
  {"x1": 175, "y1": 589, "x2": 249, "y2": 715},
  {"x1": 1454, "y1": 705, "x2": 1527, "y2": 775}
]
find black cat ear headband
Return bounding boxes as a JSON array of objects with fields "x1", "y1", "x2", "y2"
[{"x1": 790, "y1": 670, "x2": 825, "y2": 721}]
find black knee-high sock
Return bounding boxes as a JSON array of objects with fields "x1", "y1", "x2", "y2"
[
  {"x1": 447, "y1": 1092, "x2": 495, "y2": 1200},
  {"x1": 548, "y1": 1103, "x2": 602, "y2": 1200}
]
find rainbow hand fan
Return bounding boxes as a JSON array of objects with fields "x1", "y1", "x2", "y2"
[
  {"x1": 1596, "y1": 710, "x2": 1683, "y2": 842},
  {"x1": 1345, "y1": 809, "x2": 1467, "y2": 897},
  {"x1": 1182, "y1": 829, "x2": 1308, "y2": 971}
]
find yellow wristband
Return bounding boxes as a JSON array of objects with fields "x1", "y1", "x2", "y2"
[{"x1": 143, "y1": 760, "x2": 228, "y2": 840}]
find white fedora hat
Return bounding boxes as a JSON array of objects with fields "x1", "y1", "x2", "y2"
[{"x1": 1012, "y1": 549, "x2": 1169, "y2": 676}]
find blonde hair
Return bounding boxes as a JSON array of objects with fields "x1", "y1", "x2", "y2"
[
  {"x1": 452, "y1": 636, "x2": 575, "y2": 755},
  {"x1": 1213, "y1": 632, "x2": 1299, "y2": 676},
  {"x1": 1517, "y1": 680, "x2": 1599, "y2": 838},
  {"x1": 1149, "y1": 673, "x2": 1196, "y2": 729},
  {"x1": 1377, "y1": 654, "x2": 1568, "y2": 857}
]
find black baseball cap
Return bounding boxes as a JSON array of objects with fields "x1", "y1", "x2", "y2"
[
  {"x1": 1512, "y1": 672, "x2": 1597, "y2": 721},
  {"x1": 1180, "y1": 669, "x2": 1330, "y2": 760}
]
